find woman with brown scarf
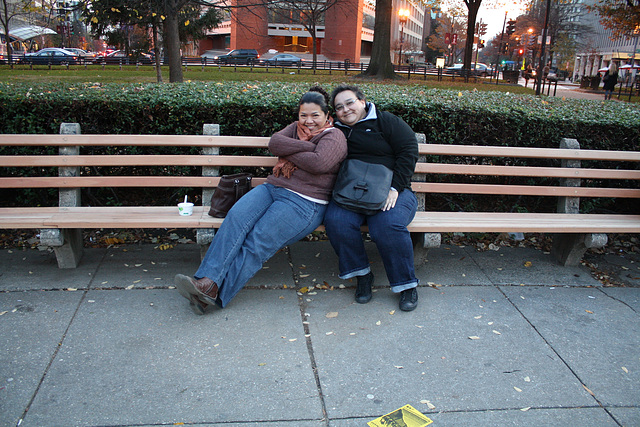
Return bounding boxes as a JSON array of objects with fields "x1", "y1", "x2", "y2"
[{"x1": 175, "y1": 86, "x2": 347, "y2": 314}]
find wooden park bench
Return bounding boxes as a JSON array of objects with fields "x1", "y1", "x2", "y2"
[{"x1": 1, "y1": 123, "x2": 639, "y2": 268}]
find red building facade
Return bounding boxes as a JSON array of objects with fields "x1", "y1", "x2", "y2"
[{"x1": 201, "y1": 0, "x2": 366, "y2": 62}]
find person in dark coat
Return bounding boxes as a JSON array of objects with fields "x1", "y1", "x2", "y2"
[
  {"x1": 324, "y1": 84, "x2": 420, "y2": 312},
  {"x1": 603, "y1": 62, "x2": 618, "y2": 100}
]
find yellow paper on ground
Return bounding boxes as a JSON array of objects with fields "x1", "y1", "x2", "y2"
[{"x1": 367, "y1": 404, "x2": 433, "y2": 427}]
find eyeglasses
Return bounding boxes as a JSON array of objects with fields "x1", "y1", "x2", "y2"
[{"x1": 334, "y1": 98, "x2": 358, "y2": 112}]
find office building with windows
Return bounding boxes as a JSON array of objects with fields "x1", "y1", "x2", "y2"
[{"x1": 199, "y1": 0, "x2": 425, "y2": 63}]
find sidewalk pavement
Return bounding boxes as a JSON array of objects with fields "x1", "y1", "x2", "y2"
[
  {"x1": 1, "y1": 239, "x2": 638, "y2": 427},
  {"x1": 515, "y1": 77, "x2": 607, "y2": 101}
]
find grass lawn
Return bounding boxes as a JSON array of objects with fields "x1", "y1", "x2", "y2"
[{"x1": 0, "y1": 63, "x2": 537, "y2": 95}]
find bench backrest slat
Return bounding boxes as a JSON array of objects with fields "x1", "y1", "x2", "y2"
[
  {"x1": 0, "y1": 155, "x2": 277, "y2": 168},
  {"x1": 419, "y1": 144, "x2": 640, "y2": 161},
  {"x1": 0, "y1": 176, "x2": 268, "y2": 188},
  {"x1": 3, "y1": 176, "x2": 638, "y2": 199},
  {"x1": 0, "y1": 134, "x2": 271, "y2": 148},
  {"x1": 415, "y1": 163, "x2": 640, "y2": 180},
  {"x1": 410, "y1": 182, "x2": 640, "y2": 198}
]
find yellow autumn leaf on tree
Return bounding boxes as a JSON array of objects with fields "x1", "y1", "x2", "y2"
[
  {"x1": 91, "y1": 17, "x2": 98, "y2": 23},
  {"x1": 184, "y1": 20, "x2": 190, "y2": 26},
  {"x1": 161, "y1": 15, "x2": 165, "y2": 20}
]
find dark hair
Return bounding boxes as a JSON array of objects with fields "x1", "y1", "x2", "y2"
[
  {"x1": 330, "y1": 84, "x2": 366, "y2": 107},
  {"x1": 299, "y1": 86, "x2": 330, "y2": 114}
]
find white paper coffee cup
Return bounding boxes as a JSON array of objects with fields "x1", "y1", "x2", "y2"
[{"x1": 178, "y1": 202, "x2": 194, "y2": 216}]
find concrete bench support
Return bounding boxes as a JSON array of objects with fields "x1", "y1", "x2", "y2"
[
  {"x1": 196, "y1": 124, "x2": 220, "y2": 260},
  {"x1": 551, "y1": 138, "x2": 607, "y2": 266},
  {"x1": 40, "y1": 123, "x2": 84, "y2": 268}
]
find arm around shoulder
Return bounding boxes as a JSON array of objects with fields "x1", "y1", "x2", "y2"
[{"x1": 269, "y1": 122, "x2": 317, "y2": 156}]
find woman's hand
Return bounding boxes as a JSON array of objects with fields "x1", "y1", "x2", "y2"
[{"x1": 382, "y1": 188, "x2": 398, "y2": 211}]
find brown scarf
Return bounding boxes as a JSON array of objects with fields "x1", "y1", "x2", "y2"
[{"x1": 273, "y1": 117, "x2": 333, "y2": 179}]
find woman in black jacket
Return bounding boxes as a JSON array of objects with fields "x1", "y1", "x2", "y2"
[
  {"x1": 603, "y1": 62, "x2": 618, "y2": 100},
  {"x1": 324, "y1": 84, "x2": 420, "y2": 311}
]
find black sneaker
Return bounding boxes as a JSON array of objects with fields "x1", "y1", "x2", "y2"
[
  {"x1": 355, "y1": 272, "x2": 374, "y2": 304},
  {"x1": 399, "y1": 287, "x2": 418, "y2": 311}
]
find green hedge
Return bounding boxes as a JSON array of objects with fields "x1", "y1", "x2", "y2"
[
  {"x1": 1, "y1": 81, "x2": 638, "y2": 212},
  {"x1": 1, "y1": 81, "x2": 639, "y2": 149}
]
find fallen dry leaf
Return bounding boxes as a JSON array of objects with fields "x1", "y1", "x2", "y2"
[
  {"x1": 514, "y1": 386, "x2": 522, "y2": 392},
  {"x1": 583, "y1": 385, "x2": 595, "y2": 396},
  {"x1": 326, "y1": 312, "x2": 338, "y2": 318},
  {"x1": 524, "y1": 261, "x2": 533, "y2": 267},
  {"x1": 520, "y1": 407, "x2": 531, "y2": 412},
  {"x1": 622, "y1": 367, "x2": 629, "y2": 373},
  {"x1": 468, "y1": 336, "x2": 480, "y2": 340}
]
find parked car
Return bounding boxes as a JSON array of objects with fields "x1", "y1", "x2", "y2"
[
  {"x1": 63, "y1": 48, "x2": 98, "y2": 62},
  {"x1": 212, "y1": 49, "x2": 259, "y2": 64},
  {"x1": 21, "y1": 48, "x2": 80, "y2": 65},
  {"x1": 263, "y1": 53, "x2": 304, "y2": 66},
  {"x1": 102, "y1": 50, "x2": 154, "y2": 64},
  {"x1": 445, "y1": 62, "x2": 493, "y2": 77}
]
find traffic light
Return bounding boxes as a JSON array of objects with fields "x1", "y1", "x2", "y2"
[
  {"x1": 518, "y1": 48, "x2": 524, "y2": 56},
  {"x1": 503, "y1": 42, "x2": 510, "y2": 54},
  {"x1": 479, "y1": 40, "x2": 485, "y2": 49},
  {"x1": 506, "y1": 20, "x2": 516, "y2": 35}
]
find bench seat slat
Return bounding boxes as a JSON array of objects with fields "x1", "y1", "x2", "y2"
[
  {"x1": 1, "y1": 207, "x2": 637, "y2": 233},
  {"x1": 408, "y1": 212, "x2": 640, "y2": 233}
]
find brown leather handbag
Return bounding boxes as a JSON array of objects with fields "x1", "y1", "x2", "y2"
[{"x1": 208, "y1": 173, "x2": 253, "y2": 218}]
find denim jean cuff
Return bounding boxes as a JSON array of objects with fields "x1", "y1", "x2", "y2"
[
  {"x1": 390, "y1": 280, "x2": 419, "y2": 293},
  {"x1": 339, "y1": 266, "x2": 371, "y2": 280}
]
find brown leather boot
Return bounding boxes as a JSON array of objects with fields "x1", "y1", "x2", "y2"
[
  {"x1": 193, "y1": 277, "x2": 218, "y2": 304},
  {"x1": 174, "y1": 274, "x2": 219, "y2": 312}
]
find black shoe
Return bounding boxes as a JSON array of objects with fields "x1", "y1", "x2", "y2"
[
  {"x1": 399, "y1": 287, "x2": 418, "y2": 311},
  {"x1": 355, "y1": 272, "x2": 374, "y2": 304}
]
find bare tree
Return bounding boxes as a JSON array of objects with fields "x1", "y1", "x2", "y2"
[
  {"x1": 268, "y1": 0, "x2": 343, "y2": 69},
  {"x1": 0, "y1": 0, "x2": 33, "y2": 66}
]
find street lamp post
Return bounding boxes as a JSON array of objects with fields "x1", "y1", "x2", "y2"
[{"x1": 398, "y1": 8, "x2": 410, "y2": 66}]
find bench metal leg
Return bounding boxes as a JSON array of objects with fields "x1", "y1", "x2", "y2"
[
  {"x1": 551, "y1": 233, "x2": 608, "y2": 266},
  {"x1": 40, "y1": 228, "x2": 84, "y2": 268}
]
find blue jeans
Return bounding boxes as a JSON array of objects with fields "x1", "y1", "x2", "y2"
[
  {"x1": 324, "y1": 190, "x2": 418, "y2": 293},
  {"x1": 196, "y1": 183, "x2": 326, "y2": 307}
]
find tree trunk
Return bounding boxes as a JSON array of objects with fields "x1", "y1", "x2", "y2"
[
  {"x1": 360, "y1": 0, "x2": 397, "y2": 79},
  {"x1": 164, "y1": 14, "x2": 183, "y2": 83},
  {"x1": 463, "y1": 0, "x2": 481, "y2": 82},
  {"x1": 152, "y1": 23, "x2": 163, "y2": 83}
]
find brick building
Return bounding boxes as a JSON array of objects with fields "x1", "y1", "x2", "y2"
[{"x1": 199, "y1": 0, "x2": 426, "y2": 63}]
